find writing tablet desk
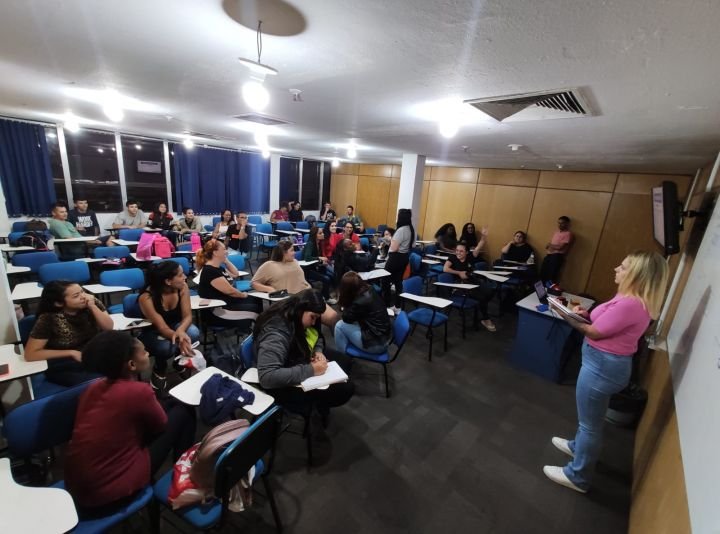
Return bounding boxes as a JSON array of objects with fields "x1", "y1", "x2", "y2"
[{"x1": 510, "y1": 292, "x2": 594, "y2": 382}]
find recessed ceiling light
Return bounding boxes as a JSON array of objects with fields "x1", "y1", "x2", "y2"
[
  {"x1": 135, "y1": 144, "x2": 142, "y2": 150},
  {"x1": 438, "y1": 120, "x2": 459, "y2": 138},
  {"x1": 102, "y1": 89, "x2": 124, "y2": 122},
  {"x1": 183, "y1": 137, "x2": 194, "y2": 149},
  {"x1": 331, "y1": 157, "x2": 340, "y2": 168},
  {"x1": 508, "y1": 144, "x2": 523, "y2": 151},
  {"x1": 97, "y1": 148, "x2": 104, "y2": 153},
  {"x1": 47, "y1": 132, "x2": 57, "y2": 139}
]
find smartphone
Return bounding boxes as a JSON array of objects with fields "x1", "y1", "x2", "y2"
[
  {"x1": 199, "y1": 299, "x2": 211, "y2": 306},
  {"x1": 0, "y1": 363, "x2": 10, "y2": 377},
  {"x1": 127, "y1": 319, "x2": 145, "y2": 327}
]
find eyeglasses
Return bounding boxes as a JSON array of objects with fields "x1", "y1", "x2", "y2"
[{"x1": 238, "y1": 216, "x2": 247, "y2": 219}]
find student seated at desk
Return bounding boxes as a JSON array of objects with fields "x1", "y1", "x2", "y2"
[
  {"x1": 459, "y1": 222, "x2": 478, "y2": 249},
  {"x1": 173, "y1": 207, "x2": 204, "y2": 235},
  {"x1": 321, "y1": 221, "x2": 339, "y2": 258},
  {"x1": 443, "y1": 242, "x2": 497, "y2": 332},
  {"x1": 67, "y1": 196, "x2": 115, "y2": 246},
  {"x1": 288, "y1": 201, "x2": 304, "y2": 222},
  {"x1": 112, "y1": 199, "x2": 147, "y2": 229},
  {"x1": 225, "y1": 210, "x2": 252, "y2": 255},
  {"x1": 501, "y1": 230, "x2": 534, "y2": 263},
  {"x1": 254, "y1": 289, "x2": 354, "y2": 423},
  {"x1": 212, "y1": 208, "x2": 234, "y2": 240},
  {"x1": 48, "y1": 201, "x2": 98, "y2": 259},
  {"x1": 377, "y1": 227, "x2": 394, "y2": 260},
  {"x1": 302, "y1": 226, "x2": 336, "y2": 304},
  {"x1": 138, "y1": 261, "x2": 200, "y2": 395},
  {"x1": 331, "y1": 222, "x2": 360, "y2": 253},
  {"x1": 25, "y1": 281, "x2": 114, "y2": 386},
  {"x1": 434, "y1": 223, "x2": 458, "y2": 253},
  {"x1": 335, "y1": 272, "x2": 392, "y2": 354},
  {"x1": 269, "y1": 203, "x2": 289, "y2": 223},
  {"x1": 197, "y1": 239, "x2": 260, "y2": 325},
  {"x1": 64, "y1": 331, "x2": 196, "y2": 517}
]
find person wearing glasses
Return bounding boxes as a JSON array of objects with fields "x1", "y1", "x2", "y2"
[{"x1": 225, "y1": 210, "x2": 253, "y2": 255}]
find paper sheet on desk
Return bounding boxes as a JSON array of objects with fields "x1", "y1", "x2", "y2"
[{"x1": 300, "y1": 361, "x2": 348, "y2": 392}]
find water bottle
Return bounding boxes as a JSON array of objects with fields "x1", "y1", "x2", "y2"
[{"x1": 528, "y1": 253, "x2": 535, "y2": 265}]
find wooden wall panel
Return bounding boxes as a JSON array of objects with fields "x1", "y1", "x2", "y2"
[
  {"x1": 477, "y1": 168, "x2": 539, "y2": 188},
  {"x1": 423, "y1": 166, "x2": 433, "y2": 181},
  {"x1": 334, "y1": 162, "x2": 358, "y2": 175},
  {"x1": 391, "y1": 165, "x2": 401, "y2": 179},
  {"x1": 526, "y1": 189, "x2": 611, "y2": 292},
  {"x1": 386, "y1": 178, "x2": 400, "y2": 227},
  {"x1": 471, "y1": 184, "x2": 536, "y2": 263},
  {"x1": 423, "y1": 181, "x2": 477, "y2": 241},
  {"x1": 329, "y1": 173, "x2": 358, "y2": 215},
  {"x1": 418, "y1": 181, "x2": 430, "y2": 238},
  {"x1": 429, "y1": 166, "x2": 479, "y2": 183},
  {"x1": 615, "y1": 174, "x2": 691, "y2": 196},
  {"x1": 538, "y1": 171, "x2": 618, "y2": 192},
  {"x1": 355, "y1": 175, "x2": 390, "y2": 229},
  {"x1": 358, "y1": 164, "x2": 393, "y2": 177}
]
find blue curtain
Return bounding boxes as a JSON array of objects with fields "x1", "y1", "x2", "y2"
[
  {"x1": 173, "y1": 144, "x2": 269, "y2": 214},
  {"x1": 0, "y1": 119, "x2": 56, "y2": 216}
]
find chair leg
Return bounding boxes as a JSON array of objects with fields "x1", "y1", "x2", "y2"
[
  {"x1": 383, "y1": 363, "x2": 390, "y2": 398},
  {"x1": 262, "y1": 475, "x2": 283, "y2": 533},
  {"x1": 444, "y1": 321, "x2": 448, "y2": 351},
  {"x1": 427, "y1": 326, "x2": 434, "y2": 361}
]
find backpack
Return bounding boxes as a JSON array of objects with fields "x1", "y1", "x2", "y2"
[
  {"x1": 304, "y1": 214, "x2": 317, "y2": 226},
  {"x1": 167, "y1": 419, "x2": 253, "y2": 510},
  {"x1": 17, "y1": 231, "x2": 49, "y2": 251},
  {"x1": 214, "y1": 351, "x2": 244, "y2": 377},
  {"x1": 25, "y1": 219, "x2": 48, "y2": 232},
  {"x1": 153, "y1": 236, "x2": 175, "y2": 259},
  {"x1": 190, "y1": 233, "x2": 202, "y2": 252},
  {"x1": 136, "y1": 232, "x2": 157, "y2": 260}
]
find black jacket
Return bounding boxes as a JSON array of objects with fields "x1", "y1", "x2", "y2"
[{"x1": 341, "y1": 289, "x2": 392, "y2": 350}]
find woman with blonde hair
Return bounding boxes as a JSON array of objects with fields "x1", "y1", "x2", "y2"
[{"x1": 543, "y1": 251, "x2": 668, "y2": 493}]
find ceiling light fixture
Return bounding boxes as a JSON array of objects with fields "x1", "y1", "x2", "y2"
[
  {"x1": 97, "y1": 148, "x2": 104, "y2": 154},
  {"x1": 242, "y1": 81, "x2": 270, "y2": 111},
  {"x1": 239, "y1": 21, "x2": 277, "y2": 112},
  {"x1": 135, "y1": 144, "x2": 142, "y2": 150},
  {"x1": 331, "y1": 157, "x2": 340, "y2": 168},
  {"x1": 63, "y1": 111, "x2": 80, "y2": 133},
  {"x1": 262, "y1": 148, "x2": 271, "y2": 159},
  {"x1": 346, "y1": 144, "x2": 357, "y2": 159},
  {"x1": 238, "y1": 21, "x2": 279, "y2": 77},
  {"x1": 438, "y1": 119, "x2": 459, "y2": 139},
  {"x1": 183, "y1": 137, "x2": 194, "y2": 149},
  {"x1": 289, "y1": 88, "x2": 302, "y2": 102},
  {"x1": 102, "y1": 89, "x2": 124, "y2": 122},
  {"x1": 508, "y1": 144, "x2": 523, "y2": 152}
]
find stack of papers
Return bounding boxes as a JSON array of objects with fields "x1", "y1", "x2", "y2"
[
  {"x1": 300, "y1": 361, "x2": 349, "y2": 392},
  {"x1": 547, "y1": 296, "x2": 591, "y2": 324}
]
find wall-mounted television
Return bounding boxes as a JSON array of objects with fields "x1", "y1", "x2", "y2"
[{"x1": 652, "y1": 181, "x2": 681, "y2": 255}]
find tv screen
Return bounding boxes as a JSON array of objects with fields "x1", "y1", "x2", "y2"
[{"x1": 652, "y1": 181, "x2": 680, "y2": 255}]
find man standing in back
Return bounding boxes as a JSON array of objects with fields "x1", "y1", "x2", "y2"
[
  {"x1": 540, "y1": 216, "x2": 574, "y2": 283},
  {"x1": 112, "y1": 200, "x2": 147, "y2": 229}
]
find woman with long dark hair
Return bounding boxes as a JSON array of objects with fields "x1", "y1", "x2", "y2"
[
  {"x1": 435, "y1": 223, "x2": 457, "y2": 253},
  {"x1": 254, "y1": 289, "x2": 353, "y2": 418},
  {"x1": 543, "y1": 251, "x2": 669, "y2": 493},
  {"x1": 138, "y1": 261, "x2": 200, "y2": 394},
  {"x1": 147, "y1": 202, "x2": 177, "y2": 245},
  {"x1": 25, "y1": 280, "x2": 113, "y2": 386},
  {"x1": 302, "y1": 226, "x2": 336, "y2": 304},
  {"x1": 459, "y1": 222, "x2": 478, "y2": 249},
  {"x1": 335, "y1": 272, "x2": 392, "y2": 354},
  {"x1": 212, "y1": 208, "x2": 235, "y2": 240},
  {"x1": 382, "y1": 208, "x2": 415, "y2": 312}
]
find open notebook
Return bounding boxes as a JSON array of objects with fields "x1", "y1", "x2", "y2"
[
  {"x1": 300, "y1": 361, "x2": 349, "y2": 392},
  {"x1": 547, "y1": 296, "x2": 591, "y2": 324}
]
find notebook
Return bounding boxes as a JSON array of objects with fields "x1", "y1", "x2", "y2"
[
  {"x1": 300, "y1": 361, "x2": 349, "y2": 392},
  {"x1": 547, "y1": 296, "x2": 591, "y2": 324}
]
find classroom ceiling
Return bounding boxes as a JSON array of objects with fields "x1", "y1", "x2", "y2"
[{"x1": 0, "y1": 0, "x2": 719, "y2": 174}]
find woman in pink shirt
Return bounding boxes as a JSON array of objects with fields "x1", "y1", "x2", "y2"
[{"x1": 543, "y1": 251, "x2": 668, "y2": 493}]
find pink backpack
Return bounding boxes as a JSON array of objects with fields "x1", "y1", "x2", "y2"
[
  {"x1": 153, "y1": 236, "x2": 175, "y2": 259},
  {"x1": 136, "y1": 232, "x2": 157, "y2": 260},
  {"x1": 190, "y1": 233, "x2": 202, "y2": 252}
]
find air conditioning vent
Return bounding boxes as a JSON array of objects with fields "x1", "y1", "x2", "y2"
[
  {"x1": 464, "y1": 88, "x2": 596, "y2": 122},
  {"x1": 233, "y1": 113, "x2": 294, "y2": 126},
  {"x1": 184, "y1": 131, "x2": 238, "y2": 142}
]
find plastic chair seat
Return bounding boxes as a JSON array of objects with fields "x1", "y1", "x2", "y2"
[
  {"x1": 450, "y1": 296, "x2": 479, "y2": 310},
  {"x1": 345, "y1": 345, "x2": 390, "y2": 363},
  {"x1": 235, "y1": 280, "x2": 252, "y2": 292},
  {"x1": 152, "y1": 459, "x2": 264, "y2": 530},
  {"x1": 107, "y1": 304, "x2": 124, "y2": 314},
  {"x1": 407, "y1": 308, "x2": 448, "y2": 327},
  {"x1": 51, "y1": 481, "x2": 153, "y2": 534}
]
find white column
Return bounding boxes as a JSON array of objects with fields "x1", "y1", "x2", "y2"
[
  {"x1": 398, "y1": 153, "x2": 426, "y2": 227},
  {"x1": 269, "y1": 153, "x2": 281, "y2": 215}
]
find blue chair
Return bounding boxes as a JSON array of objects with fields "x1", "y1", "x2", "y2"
[
  {"x1": 377, "y1": 224, "x2": 387, "y2": 235},
  {"x1": 345, "y1": 311, "x2": 410, "y2": 397},
  {"x1": 437, "y1": 273, "x2": 480, "y2": 338},
  {"x1": 364, "y1": 227, "x2": 376, "y2": 236},
  {"x1": 204, "y1": 224, "x2": 214, "y2": 232},
  {"x1": 99, "y1": 268, "x2": 146, "y2": 313},
  {"x1": 359, "y1": 237, "x2": 370, "y2": 252},
  {"x1": 122, "y1": 294, "x2": 144, "y2": 318},
  {"x1": 240, "y1": 335, "x2": 254, "y2": 371},
  {"x1": 39, "y1": 261, "x2": 91, "y2": 285},
  {"x1": 152, "y1": 406, "x2": 282, "y2": 532},
  {"x1": 247, "y1": 215, "x2": 263, "y2": 225},
  {"x1": 294, "y1": 250, "x2": 303, "y2": 261},
  {"x1": 152, "y1": 256, "x2": 190, "y2": 275},
  {"x1": 12, "y1": 221, "x2": 29, "y2": 232},
  {"x1": 212, "y1": 216, "x2": 222, "y2": 226},
  {"x1": 410, "y1": 252, "x2": 438, "y2": 291},
  {"x1": 402, "y1": 276, "x2": 449, "y2": 361},
  {"x1": 255, "y1": 223, "x2": 278, "y2": 261},
  {"x1": 118, "y1": 228, "x2": 144, "y2": 241},
  {"x1": 227, "y1": 254, "x2": 252, "y2": 291},
  {"x1": 294, "y1": 221, "x2": 308, "y2": 230},
  {"x1": 2, "y1": 381, "x2": 153, "y2": 533},
  {"x1": 275, "y1": 221, "x2": 293, "y2": 232},
  {"x1": 12, "y1": 251, "x2": 59, "y2": 273},
  {"x1": 93, "y1": 246, "x2": 131, "y2": 260}
]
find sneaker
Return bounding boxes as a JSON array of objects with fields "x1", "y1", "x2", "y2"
[
  {"x1": 480, "y1": 319, "x2": 497, "y2": 332},
  {"x1": 391, "y1": 306, "x2": 401, "y2": 315},
  {"x1": 552, "y1": 436, "x2": 574, "y2": 458},
  {"x1": 326, "y1": 297, "x2": 338, "y2": 305},
  {"x1": 542, "y1": 466, "x2": 587, "y2": 493},
  {"x1": 150, "y1": 372, "x2": 168, "y2": 397}
]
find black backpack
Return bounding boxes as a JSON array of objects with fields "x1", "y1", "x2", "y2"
[{"x1": 17, "y1": 231, "x2": 49, "y2": 251}]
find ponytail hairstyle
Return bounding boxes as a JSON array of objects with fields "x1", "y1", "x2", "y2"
[
  {"x1": 617, "y1": 251, "x2": 669, "y2": 319},
  {"x1": 196, "y1": 238, "x2": 222, "y2": 269},
  {"x1": 142, "y1": 260, "x2": 183, "y2": 312}
]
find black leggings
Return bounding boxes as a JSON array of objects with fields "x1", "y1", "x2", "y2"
[
  {"x1": 382, "y1": 252, "x2": 409, "y2": 308},
  {"x1": 149, "y1": 398, "x2": 197, "y2": 475},
  {"x1": 540, "y1": 253, "x2": 565, "y2": 282}
]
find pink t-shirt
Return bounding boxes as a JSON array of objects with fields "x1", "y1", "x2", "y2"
[
  {"x1": 586, "y1": 294, "x2": 651, "y2": 356},
  {"x1": 550, "y1": 230, "x2": 573, "y2": 254}
]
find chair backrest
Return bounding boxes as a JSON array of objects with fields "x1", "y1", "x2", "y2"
[
  {"x1": 11, "y1": 251, "x2": 59, "y2": 273},
  {"x1": 177, "y1": 242, "x2": 192, "y2": 252},
  {"x1": 377, "y1": 224, "x2": 387, "y2": 235},
  {"x1": 360, "y1": 237, "x2": 370, "y2": 251},
  {"x1": 364, "y1": 227, "x2": 376, "y2": 235},
  {"x1": 402, "y1": 276, "x2": 424, "y2": 296},
  {"x1": 94, "y1": 245, "x2": 131, "y2": 259},
  {"x1": 204, "y1": 224, "x2": 214, "y2": 232},
  {"x1": 294, "y1": 250, "x2": 303, "y2": 260},
  {"x1": 409, "y1": 252, "x2": 422, "y2": 275},
  {"x1": 227, "y1": 254, "x2": 245, "y2": 271},
  {"x1": 438, "y1": 272, "x2": 454, "y2": 283},
  {"x1": 3, "y1": 380, "x2": 95, "y2": 457},
  {"x1": 239, "y1": 335, "x2": 254, "y2": 371},
  {"x1": 123, "y1": 293, "x2": 144, "y2": 318},
  {"x1": 38, "y1": 261, "x2": 91, "y2": 285},
  {"x1": 118, "y1": 228, "x2": 144, "y2": 241},
  {"x1": 214, "y1": 406, "x2": 281, "y2": 500},
  {"x1": 248, "y1": 215, "x2": 263, "y2": 225},
  {"x1": 257, "y1": 223, "x2": 273, "y2": 236},
  {"x1": 18, "y1": 314, "x2": 37, "y2": 345},
  {"x1": 12, "y1": 221, "x2": 29, "y2": 232},
  {"x1": 276, "y1": 221, "x2": 293, "y2": 232},
  {"x1": 295, "y1": 221, "x2": 309, "y2": 230},
  {"x1": 100, "y1": 267, "x2": 146, "y2": 290},
  {"x1": 212, "y1": 216, "x2": 222, "y2": 226},
  {"x1": 392, "y1": 311, "x2": 411, "y2": 348},
  {"x1": 152, "y1": 257, "x2": 190, "y2": 275},
  {"x1": 424, "y1": 244, "x2": 437, "y2": 255}
]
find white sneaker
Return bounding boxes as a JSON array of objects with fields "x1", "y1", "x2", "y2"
[
  {"x1": 326, "y1": 297, "x2": 338, "y2": 305},
  {"x1": 392, "y1": 306, "x2": 401, "y2": 315},
  {"x1": 542, "y1": 466, "x2": 587, "y2": 493},
  {"x1": 552, "y1": 436, "x2": 574, "y2": 458}
]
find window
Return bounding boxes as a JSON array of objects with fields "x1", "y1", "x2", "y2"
[
  {"x1": 321, "y1": 162, "x2": 331, "y2": 205},
  {"x1": 65, "y1": 129, "x2": 122, "y2": 212},
  {"x1": 301, "y1": 159, "x2": 321, "y2": 210},
  {"x1": 44, "y1": 126, "x2": 66, "y2": 203},
  {"x1": 122, "y1": 135, "x2": 166, "y2": 213},
  {"x1": 279, "y1": 157, "x2": 299, "y2": 207}
]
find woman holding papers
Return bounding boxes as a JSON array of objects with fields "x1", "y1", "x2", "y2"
[
  {"x1": 543, "y1": 251, "x2": 668, "y2": 493},
  {"x1": 254, "y1": 289, "x2": 354, "y2": 423},
  {"x1": 335, "y1": 272, "x2": 392, "y2": 354}
]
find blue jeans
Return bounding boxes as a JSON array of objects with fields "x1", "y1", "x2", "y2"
[
  {"x1": 334, "y1": 320, "x2": 388, "y2": 354},
  {"x1": 564, "y1": 341, "x2": 632, "y2": 490},
  {"x1": 140, "y1": 323, "x2": 200, "y2": 374}
]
